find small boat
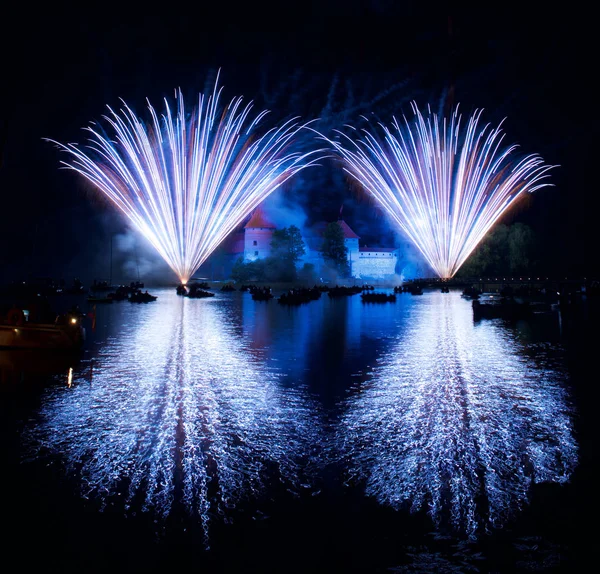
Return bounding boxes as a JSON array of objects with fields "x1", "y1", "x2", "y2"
[
  {"x1": 0, "y1": 307, "x2": 86, "y2": 350},
  {"x1": 251, "y1": 289, "x2": 273, "y2": 301},
  {"x1": 408, "y1": 285, "x2": 423, "y2": 295},
  {"x1": 278, "y1": 287, "x2": 322, "y2": 306},
  {"x1": 129, "y1": 290, "x2": 157, "y2": 303},
  {"x1": 472, "y1": 294, "x2": 533, "y2": 321},
  {"x1": 107, "y1": 286, "x2": 129, "y2": 301},
  {"x1": 187, "y1": 289, "x2": 214, "y2": 299},
  {"x1": 327, "y1": 285, "x2": 362, "y2": 297},
  {"x1": 462, "y1": 285, "x2": 482, "y2": 299},
  {"x1": 361, "y1": 292, "x2": 396, "y2": 303}
]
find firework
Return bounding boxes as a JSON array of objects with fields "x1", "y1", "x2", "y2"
[
  {"x1": 322, "y1": 103, "x2": 555, "y2": 278},
  {"x1": 47, "y1": 73, "x2": 325, "y2": 284}
]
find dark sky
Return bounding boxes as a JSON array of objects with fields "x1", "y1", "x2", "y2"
[{"x1": 1, "y1": 1, "x2": 596, "y2": 283}]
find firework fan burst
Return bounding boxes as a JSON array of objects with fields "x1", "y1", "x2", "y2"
[
  {"x1": 322, "y1": 103, "x2": 556, "y2": 278},
  {"x1": 47, "y1": 72, "x2": 326, "y2": 284}
]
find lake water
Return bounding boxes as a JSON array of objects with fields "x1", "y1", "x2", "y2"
[{"x1": 0, "y1": 287, "x2": 594, "y2": 572}]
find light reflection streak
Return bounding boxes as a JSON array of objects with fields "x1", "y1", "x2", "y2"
[
  {"x1": 25, "y1": 291, "x2": 324, "y2": 542},
  {"x1": 333, "y1": 293, "x2": 577, "y2": 537}
]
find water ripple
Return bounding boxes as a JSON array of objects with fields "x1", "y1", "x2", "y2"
[
  {"x1": 24, "y1": 293, "x2": 324, "y2": 542},
  {"x1": 333, "y1": 293, "x2": 577, "y2": 537}
]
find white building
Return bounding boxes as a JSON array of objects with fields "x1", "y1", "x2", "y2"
[
  {"x1": 199, "y1": 208, "x2": 427, "y2": 281},
  {"x1": 237, "y1": 210, "x2": 399, "y2": 279}
]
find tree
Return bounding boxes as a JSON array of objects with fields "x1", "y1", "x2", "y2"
[
  {"x1": 321, "y1": 222, "x2": 351, "y2": 278},
  {"x1": 231, "y1": 257, "x2": 266, "y2": 283},
  {"x1": 458, "y1": 225, "x2": 509, "y2": 277},
  {"x1": 266, "y1": 225, "x2": 306, "y2": 282},
  {"x1": 231, "y1": 256, "x2": 249, "y2": 283},
  {"x1": 270, "y1": 225, "x2": 305, "y2": 262},
  {"x1": 458, "y1": 223, "x2": 538, "y2": 277},
  {"x1": 508, "y1": 223, "x2": 536, "y2": 274}
]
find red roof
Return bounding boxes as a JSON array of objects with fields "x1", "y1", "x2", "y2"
[
  {"x1": 244, "y1": 208, "x2": 276, "y2": 229},
  {"x1": 310, "y1": 219, "x2": 359, "y2": 239},
  {"x1": 338, "y1": 220, "x2": 360, "y2": 239}
]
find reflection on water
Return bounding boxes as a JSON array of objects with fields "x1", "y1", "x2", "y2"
[
  {"x1": 20, "y1": 289, "x2": 578, "y2": 544},
  {"x1": 0, "y1": 348, "x2": 80, "y2": 385},
  {"x1": 335, "y1": 292, "x2": 577, "y2": 537},
  {"x1": 24, "y1": 293, "x2": 324, "y2": 541}
]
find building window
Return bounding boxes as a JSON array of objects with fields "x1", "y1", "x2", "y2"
[
  {"x1": 253, "y1": 240, "x2": 257, "y2": 246},
  {"x1": 255, "y1": 251, "x2": 259, "y2": 256}
]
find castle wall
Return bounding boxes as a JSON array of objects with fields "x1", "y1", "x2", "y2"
[{"x1": 356, "y1": 251, "x2": 398, "y2": 278}]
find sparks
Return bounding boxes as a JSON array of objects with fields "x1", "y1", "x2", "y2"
[
  {"x1": 323, "y1": 103, "x2": 556, "y2": 278},
  {"x1": 47, "y1": 72, "x2": 325, "y2": 284}
]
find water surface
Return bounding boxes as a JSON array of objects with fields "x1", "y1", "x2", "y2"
[{"x1": 1, "y1": 287, "x2": 592, "y2": 571}]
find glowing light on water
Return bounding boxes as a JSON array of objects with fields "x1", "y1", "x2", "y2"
[
  {"x1": 333, "y1": 293, "x2": 577, "y2": 537},
  {"x1": 21, "y1": 291, "x2": 577, "y2": 543},
  {"x1": 323, "y1": 104, "x2": 556, "y2": 278},
  {"x1": 25, "y1": 291, "x2": 324, "y2": 544},
  {"x1": 47, "y1": 73, "x2": 325, "y2": 284}
]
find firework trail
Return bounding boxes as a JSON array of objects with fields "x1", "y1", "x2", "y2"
[
  {"x1": 47, "y1": 72, "x2": 325, "y2": 284},
  {"x1": 321, "y1": 103, "x2": 556, "y2": 278}
]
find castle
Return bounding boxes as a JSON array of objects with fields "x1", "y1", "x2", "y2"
[{"x1": 201, "y1": 208, "x2": 427, "y2": 281}]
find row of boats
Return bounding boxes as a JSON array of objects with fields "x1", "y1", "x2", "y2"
[
  {"x1": 88, "y1": 288, "x2": 157, "y2": 304},
  {"x1": 174, "y1": 281, "x2": 447, "y2": 306},
  {"x1": 4, "y1": 278, "x2": 575, "y2": 352}
]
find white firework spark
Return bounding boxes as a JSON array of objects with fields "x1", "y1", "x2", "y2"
[
  {"x1": 47, "y1": 72, "x2": 326, "y2": 284},
  {"x1": 322, "y1": 103, "x2": 556, "y2": 278}
]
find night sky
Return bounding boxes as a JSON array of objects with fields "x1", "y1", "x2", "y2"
[{"x1": 1, "y1": 1, "x2": 596, "y2": 284}]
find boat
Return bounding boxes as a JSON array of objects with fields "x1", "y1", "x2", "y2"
[
  {"x1": 251, "y1": 288, "x2": 273, "y2": 301},
  {"x1": 462, "y1": 285, "x2": 482, "y2": 299},
  {"x1": 327, "y1": 285, "x2": 362, "y2": 297},
  {"x1": 186, "y1": 289, "x2": 214, "y2": 299},
  {"x1": 129, "y1": 290, "x2": 157, "y2": 303},
  {"x1": 361, "y1": 292, "x2": 396, "y2": 303},
  {"x1": 185, "y1": 283, "x2": 214, "y2": 298},
  {"x1": 248, "y1": 285, "x2": 274, "y2": 300},
  {"x1": 106, "y1": 286, "x2": 130, "y2": 301},
  {"x1": 472, "y1": 293, "x2": 533, "y2": 321},
  {"x1": 0, "y1": 306, "x2": 86, "y2": 350},
  {"x1": 278, "y1": 287, "x2": 322, "y2": 305}
]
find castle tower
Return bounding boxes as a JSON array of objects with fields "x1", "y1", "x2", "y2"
[
  {"x1": 244, "y1": 208, "x2": 276, "y2": 261},
  {"x1": 338, "y1": 219, "x2": 360, "y2": 277}
]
